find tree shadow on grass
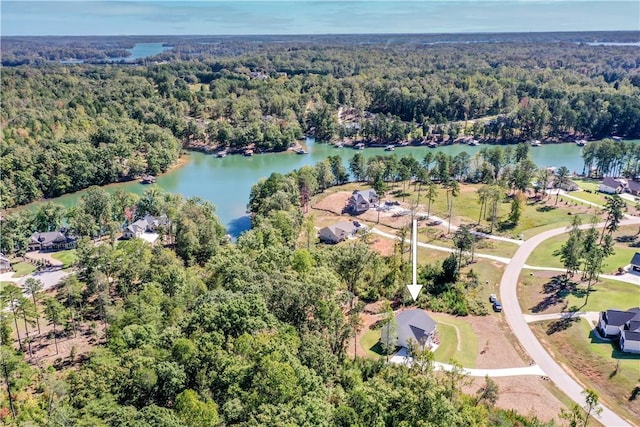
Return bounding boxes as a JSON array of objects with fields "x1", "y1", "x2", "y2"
[
  {"x1": 536, "y1": 205, "x2": 557, "y2": 212},
  {"x1": 497, "y1": 220, "x2": 516, "y2": 231},
  {"x1": 531, "y1": 275, "x2": 580, "y2": 313},
  {"x1": 546, "y1": 317, "x2": 580, "y2": 335}
]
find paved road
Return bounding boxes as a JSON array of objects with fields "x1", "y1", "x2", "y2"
[{"x1": 500, "y1": 217, "x2": 640, "y2": 427}]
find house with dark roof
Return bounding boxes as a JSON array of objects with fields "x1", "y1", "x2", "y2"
[
  {"x1": 318, "y1": 220, "x2": 362, "y2": 244},
  {"x1": 347, "y1": 189, "x2": 379, "y2": 214},
  {"x1": 382, "y1": 309, "x2": 437, "y2": 351},
  {"x1": 599, "y1": 177, "x2": 626, "y2": 194},
  {"x1": 598, "y1": 307, "x2": 640, "y2": 354},
  {"x1": 630, "y1": 252, "x2": 640, "y2": 272},
  {"x1": 627, "y1": 180, "x2": 640, "y2": 196},
  {"x1": 28, "y1": 231, "x2": 77, "y2": 252},
  {"x1": 122, "y1": 214, "x2": 170, "y2": 241}
]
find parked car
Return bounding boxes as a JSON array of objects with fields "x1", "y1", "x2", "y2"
[
  {"x1": 489, "y1": 294, "x2": 497, "y2": 303},
  {"x1": 492, "y1": 301, "x2": 503, "y2": 312}
]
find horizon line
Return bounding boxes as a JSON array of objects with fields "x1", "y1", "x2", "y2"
[{"x1": 4, "y1": 29, "x2": 640, "y2": 38}]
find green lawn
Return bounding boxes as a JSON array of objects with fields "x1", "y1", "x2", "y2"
[
  {"x1": 429, "y1": 313, "x2": 477, "y2": 368},
  {"x1": 407, "y1": 184, "x2": 600, "y2": 240},
  {"x1": 572, "y1": 178, "x2": 601, "y2": 192},
  {"x1": 11, "y1": 261, "x2": 36, "y2": 278},
  {"x1": 527, "y1": 233, "x2": 638, "y2": 272},
  {"x1": 519, "y1": 273, "x2": 640, "y2": 314},
  {"x1": 530, "y1": 318, "x2": 640, "y2": 422},
  {"x1": 359, "y1": 312, "x2": 478, "y2": 368},
  {"x1": 566, "y1": 190, "x2": 608, "y2": 207},
  {"x1": 51, "y1": 249, "x2": 77, "y2": 269}
]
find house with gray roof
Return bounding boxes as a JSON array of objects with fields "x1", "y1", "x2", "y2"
[
  {"x1": 122, "y1": 214, "x2": 170, "y2": 241},
  {"x1": 598, "y1": 307, "x2": 640, "y2": 354},
  {"x1": 347, "y1": 189, "x2": 379, "y2": 214},
  {"x1": 318, "y1": 220, "x2": 362, "y2": 244},
  {"x1": 28, "y1": 231, "x2": 77, "y2": 252},
  {"x1": 599, "y1": 177, "x2": 626, "y2": 194},
  {"x1": 382, "y1": 308, "x2": 437, "y2": 351}
]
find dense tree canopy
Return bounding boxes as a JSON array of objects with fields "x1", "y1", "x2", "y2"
[{"x1": 2, "y1": 34, "x2": 639, "y2": 208}]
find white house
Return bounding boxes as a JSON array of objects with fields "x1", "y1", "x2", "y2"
[
  {"x1": 599, "y1": 177, "x2": 626, "y2": 194},
  {"x1": 598, "y1": 307, "x2": 640, "y2": 354},
  {"x1": 122, "y1": 214, "x2": 170, "y2": 242},
  {"x1": 318, "y1": 220, "x2": 362, "y2": 244}
]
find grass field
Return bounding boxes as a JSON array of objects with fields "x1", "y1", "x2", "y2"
[
  {"x1": 519, "y1": 273, "x2": 640, "y2": 314},
  {"x1": 400, "y1": 183, "x2": 602, "y2": 241},
  {"x1": 530, "y1": 318, "x2": 640, "y2": 423},
  {"x1": 359, "y1": 312, "x2": 478, "y2": 368},
  {"x1": 429, "y1": 313, "x2": 477, "y2": 368},
  {"x1": 11, "y1": 261, "x2": 36, "y2": 278},
  {"x1": 527, "y1": 233, "x2": 638, "y2": 272},
  {"x1": 51, "y1": 249, "x2": 77, "y2": 269}
]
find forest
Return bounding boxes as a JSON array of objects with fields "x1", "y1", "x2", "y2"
[
  {"x1": 2, "y1": 33, "x2": 640, "y2": 209},
  {"x1": 1, "y1": 176, "x2": 563, "y2": 425}
]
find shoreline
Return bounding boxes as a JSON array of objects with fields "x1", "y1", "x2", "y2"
[{"x1": 1, "y1": 152, "x2": 192, "y2": 215}]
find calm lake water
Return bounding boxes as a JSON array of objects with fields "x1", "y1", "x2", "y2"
[
  {"x1": 59, "y1": 43, "x2": 171, "y2": 64},
  {"x1": 28, "y1": 139, "x2": 639, "y2": 237}
]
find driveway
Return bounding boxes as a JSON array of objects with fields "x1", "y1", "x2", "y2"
[
  {"x1": 370, "y1": 227, "x2": 512, "y2": 264},
  {"x1": 500, "y1": 217, "x2": 640, "y2": 427},
  {"x1": 18, "y1": 267, "x2": 71, "y2": 291},
  {"x1": 389, "y1": 348, "x2": 546, "y2": 377}
]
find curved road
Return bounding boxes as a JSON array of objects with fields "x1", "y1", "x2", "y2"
[{"x1": 500, "y1": 217, "x2": 639, "y2": 427}]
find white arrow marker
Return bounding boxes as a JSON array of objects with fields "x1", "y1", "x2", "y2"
[{"x1": 407, "y1": 218, "x2": 423, "y2": 301}]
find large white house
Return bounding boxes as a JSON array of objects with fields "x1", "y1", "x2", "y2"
[
  {"x1": 598, "y1": 307, "x2": 640, "y2": 354},
  {"x1": 122, "y1": 214, "x2": 170, "y2": 242}
]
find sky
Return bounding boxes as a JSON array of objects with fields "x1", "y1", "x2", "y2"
[{"x1": 2, "y1": 1, "x2": 639, "y2": 36}]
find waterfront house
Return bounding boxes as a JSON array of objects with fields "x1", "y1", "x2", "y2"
[
  {"x1": 347, "y1": 189, "x2": 379, "y2": 214},
  {"x1": 122, "y1": 214, "x2": 170, "y2": 242},
  {"x1": 599, "y1": 177, "x2": 626, "y2": 194},
  {"x1": 29, "y1": 231, "x2": 77, "y2": 252}
]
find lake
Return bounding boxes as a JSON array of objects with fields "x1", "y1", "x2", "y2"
[
  {"x1": 60, "y1": 43, "x2": 172, "y2": 64},
  {"x1": 27, "y1": 139, "x2": 638, "y2": 237}
]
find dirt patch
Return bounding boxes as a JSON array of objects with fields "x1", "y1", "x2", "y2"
[
  {"x1": 311, "y1": 191, "x2": 352, "y2": 215},
  {"x1": 9, "y1": 288, "x2": 106, "y2": 369},
  {"x1": 368, "y1": 236, "x2": 395, "y2": 256},
  {"x1": 434, "y1": 312, "x2": 529, "y2": 368},
  {"x1": 463, "y1": 377, "x2": 566, "y2": 424}
]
